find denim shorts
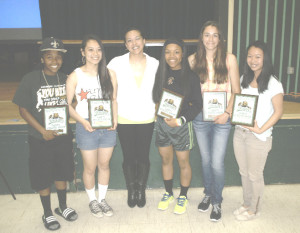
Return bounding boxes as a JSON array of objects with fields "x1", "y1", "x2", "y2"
[{"x1": 76, "y1": 122, "x2": 117, "y2": 150}]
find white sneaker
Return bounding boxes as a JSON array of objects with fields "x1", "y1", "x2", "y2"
[
  {"x1": 233, "y1": 205, "x2": 249, "y2": 216},
  {"x1": 235, "y1": 211, "x2": 260, "y2": 221}
]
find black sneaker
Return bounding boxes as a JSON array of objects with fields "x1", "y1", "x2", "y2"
[
  {"x1": 198, "y1": 195, "x2": 211, "y2": 212},
  {"x1": 89, "y1": 200, "x2": 103, "y2": 218},
  {"x1": 210, "y1": 204, "x2": 221, "y2": 222}
]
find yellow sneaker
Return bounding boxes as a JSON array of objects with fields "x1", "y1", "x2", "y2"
[
  {"x1": 158, "y1": 192, "x2": 174, "y2": 210},
  {"x1": 174, "y1": 196, "x2": 188, "y2": 214}
]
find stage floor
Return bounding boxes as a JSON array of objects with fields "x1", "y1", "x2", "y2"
[{"x1": 1, "y1": 82, "x2": 300, "y2": 125}]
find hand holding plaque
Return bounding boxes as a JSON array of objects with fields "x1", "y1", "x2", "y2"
[
  {"x1": 231, "y1": 94, "x2": 258, "y2": 126},
  {"x1": 44, "y1": 106, "x2": 68, "y2": 135},
  {"x1": 203, "y1": 91, "x2": 227, "y2": 121},
  {"x1": 156, "y1": 89, "x2": 183, "y2": 118},
  {"x1": 88, "y1": 99, "x2": 113, "y2": 129}
]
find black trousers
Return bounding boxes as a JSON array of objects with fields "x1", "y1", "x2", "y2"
[{"x1": 117, "y1": 122, "x2": 154, "y2": 166}]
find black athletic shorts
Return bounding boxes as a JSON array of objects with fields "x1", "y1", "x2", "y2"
[
  {"x1": 28, "y1": 134, "x2": 75, "y2": 191},
  {"x1": 155, "y1": 117, "x2": 194, "y2": 151}
]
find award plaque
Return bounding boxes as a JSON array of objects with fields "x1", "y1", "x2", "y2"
[
  {"x1": 88, "y1": 99, "x2": 113, "y2": 129},
  {"x1": 203, "y1": 91, "x2": 227, "y2": 121},
  {"x1": 156, "y1": 89, "x2": 184, "y2": 118},
  {"x1": 44, "y1": 106, "x2": 68, "y2": 135},
  {"x1": 231, "y1": 94, "x2": 258, "y2": 126}
]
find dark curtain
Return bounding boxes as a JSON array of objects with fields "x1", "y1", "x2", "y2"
[
  {"x1": 39, "y1": 0, "x2": 215, "y2": 40},
  {"x1": 39, "y1": 0, "x2": 216, "y2": 74}
]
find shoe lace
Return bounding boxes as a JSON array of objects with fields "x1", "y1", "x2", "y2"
[
  {"x1": 177, "y1": 197, "x2": 186, "y2": 207},
  {"x1": 100, "y1": 199, "x2": 112, "y2": 211},
  {"x1": 202, "y1": 196, "x2": 210, "y2": 204},
  {"x1": 162, "y1": 193, "x2": 171, "y2": 201},
  {"x1": 91, "y1": 201, "x2": 101, "y2": 212},
  {"x1": 212, "y1": 204, "x2": 221, "y2": 213}
]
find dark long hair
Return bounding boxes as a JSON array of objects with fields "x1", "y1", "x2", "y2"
[
  {"x1": 192, "y1": 21, "x2": 228, "y2": 84},
  {"x1": 81, "y1": 34, "x2": 113, "y2": 100},
  {"x1": 242, "y1": 40, "x2": 274, "y2": 93},
  {"x1": 152, "y1": 38, "x2": 191, "y2": 103}
]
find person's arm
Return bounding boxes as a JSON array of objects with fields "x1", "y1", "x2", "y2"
[
  {"x1": 245, "y1": 93, "x2": 283, "y2": 134},
  {"x1": 214, "y1": 53, "x2": 241, "y2": 124},
  {"x1": 66, "y1": 71, "x2": 94, "y2": 132},
  {"x1": 181, "y1": 73, "x2": 203, "y2": 122},
  {"x1": 19, "y1": 107, "x2": 57, "y2": 140},
  {"x1": 108, "y1": 69, "x2": 118, "y2": 130}
]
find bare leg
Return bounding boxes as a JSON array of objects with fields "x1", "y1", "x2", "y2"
[
  {"x1": 96, "y1": 147, "x2": 114, "y2": 185},
  {"x1": 175, "y1": 150, "x2": 191, "y2": 187},
  {"x1": 158, "y1": 145, "x2": 174, "y2": 180},
  {"x1": 81, "y1": 149, "x2": 98, "y2": 189}
]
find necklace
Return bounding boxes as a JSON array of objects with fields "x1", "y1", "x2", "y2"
[{"x1": 42, "y1": 70, "x2": 60, "y2": 86}]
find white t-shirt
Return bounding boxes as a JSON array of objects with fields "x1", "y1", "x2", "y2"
[
  {"x1": 238, "y1": 75, "x2": 284, "y2": 141},
  {"x1": 74, "y1": 67, "x2": 102, "y2": 119},
  {"x1": 107, "y1": 53, "x2": 159, "y2": 123}
]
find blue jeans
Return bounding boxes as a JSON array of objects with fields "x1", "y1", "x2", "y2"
[
  {"x1": 193, "y1": 112, "x2": 232, "y2": 205},
  {"x1": 76, "y1": 121, "x2": 117, "y2": 150}
]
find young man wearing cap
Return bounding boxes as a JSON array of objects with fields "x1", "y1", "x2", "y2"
[{"x1": 13, "y1": 37, "x2": 78, "y2": 231}]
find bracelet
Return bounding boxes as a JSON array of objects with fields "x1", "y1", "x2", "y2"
[
  {"x1": 224, "y1": 111, "x2": 230, "y2": 116},
  {"x1": 176, "y1": 118, "x2": 182, "y2": 126},
  {"x1": 180, "y1": 116, "x2": 186, "y2": 125}
]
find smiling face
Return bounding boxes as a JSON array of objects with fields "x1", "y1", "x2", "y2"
[
  {"x1": 125, "y1": 30, "x2": 145, "y2": 55},
  {"x1": 41, "y1": 50, "x2": 63, "y2": 75},
  {"x1": 81, "y1": 39, "x2": 102, "y2": 65},
  {"x1": 165, "y1": 43, "x2": 182, "y2": 70},
  {"x1": 247, "y1": 46, "x2": 264, "y2": 77},
  {"x1": 202, "y1": 25, "x2": 220, "y2": 52}
]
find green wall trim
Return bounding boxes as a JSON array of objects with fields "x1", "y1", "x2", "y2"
[
  {"x1": 286, "y1": 0, "x2": 295, "y2": 94},
  {"x1": 295, "y1": 28, "x2": 300, "y2": 94},
  {"x1": 279, "y1": 0, "x2": 287, "y2": 82},
  {"x1": 264, "y1": 0, "x2": 269, "y2": 42},
  {"x1": 1, "y1": 120, "x2": 300, "y2": 194},
  {"x1": 272, "y1": 0, "x2": 278, "y2": 63},
  {"x1": 246, "y1": 0, "x2": 251, "y2": 47},
  {"x1": 237, "y1": 0, "x2": 242, "y2": 62},
  {"x1": 255, "y1": 0, "x2": 260, "y2": 40}
]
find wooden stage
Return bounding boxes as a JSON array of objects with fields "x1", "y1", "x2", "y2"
[{"x1": 1, "y1": 82, "x2": 300, "y2": 125}]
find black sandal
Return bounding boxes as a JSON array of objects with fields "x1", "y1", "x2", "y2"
[
  {"x1": 54, "y1": 207, "x2": 78, "y2": 222},
  {"x1": 42, "y1": 215, "x2": 60, "y2": 231}
]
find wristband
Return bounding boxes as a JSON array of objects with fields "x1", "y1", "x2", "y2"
[
  {"x1": 180, "y1": 116, "x2": 186, "y2": 125},
  {"x1": 176, "y1": 118, "x2": 182, "y2": 126},
  {"x1": 224, "y1": 111, "x2": 230, "y2": 116}
]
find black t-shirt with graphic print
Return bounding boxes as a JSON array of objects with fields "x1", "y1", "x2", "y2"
[{"x1": 13, "y1": 69, "x2": 70, "y2": 140}]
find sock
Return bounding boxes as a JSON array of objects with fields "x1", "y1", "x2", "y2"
[
  {"x1": 179, "y1": 184, "x2": 189, "y2": 198},
  {"x1": 40, "y1": 195, "x2": 52, "y2": 217},
  {"x1": 163, "y1": 179, "x2": 173, "y2": 196},
  {"x1": 85, "y1": 186, "x2": 97, "y2": 202},
  {"x1": 57, "y1": 189, "x2": 67, "y2": 211},
  {"x1": 98, "y1": 184, "x2": 108, "y2": 201}
]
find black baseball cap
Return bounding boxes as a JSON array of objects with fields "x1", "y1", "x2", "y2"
[{"x1": 40, "y1": 37, "x2": 67, "y2": 53}]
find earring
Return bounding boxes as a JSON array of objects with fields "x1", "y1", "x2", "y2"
[{"x1": 82, "y1": 56, "x2": 86, "y2": 64}]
